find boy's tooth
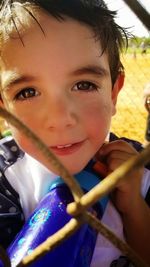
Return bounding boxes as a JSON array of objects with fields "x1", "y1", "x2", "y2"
[{"x1": 57, "y1": 144, "x2": 72, "y2": 148}]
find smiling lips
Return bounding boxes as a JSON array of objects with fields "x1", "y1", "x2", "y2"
[{"x1": 50, "y1": 141, "x2": 85, "y2": 156}]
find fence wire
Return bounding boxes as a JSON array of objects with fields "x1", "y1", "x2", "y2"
[
  {"x1": 111, "y1": 53, "x2": 150, "y2": 143},
  {"x1": 0, "y1": 1, "x2": 150, "y2": 267},
  {"x1": 0, "y1": 107, "x2": 149, "y2": 267}
]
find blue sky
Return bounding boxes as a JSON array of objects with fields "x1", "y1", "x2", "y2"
[{"x1": 104, "y1": 0, "x2": 150, "y2": 37}]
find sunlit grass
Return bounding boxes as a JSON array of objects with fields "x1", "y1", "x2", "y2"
[{"x1": 111, "y1": 54, "x2": 150, "y2": 143}]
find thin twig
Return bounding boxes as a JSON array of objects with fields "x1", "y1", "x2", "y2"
[
  {"x1": 0, "y1": 107, "x2": 148, "y2": 267},
  {"x1": 0, "y1": 108, "x2": 83, "y2": 201},
  {"x1": 16, "y1": 210, "x2": 148, "y2": 267},
  {"x1": 122, "y1": 0, "x2": 150, "y2": 30},
  {"x1": 86, "y1": 212, "x2": 149, "y2": 267},
  {"x1": 16, "y1": 217, "x2": 85, "y2": 267},
  {"x1": 67, "y1": 143, "x2": 150, "y2": 215}
]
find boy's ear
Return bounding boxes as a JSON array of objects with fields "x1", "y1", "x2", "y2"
[
  {"x1": 111, "y1": 72, "x2": 125, "y2": 115},
  {"x1": 0, "y1": 95, "x2": 5, "y2": 107}
]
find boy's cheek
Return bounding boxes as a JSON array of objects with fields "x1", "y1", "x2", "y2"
[
  {"x1": 7, "y1": 125, "x2": 36, "y2": 153},
  {"x1": 9, "y1": 127, "x2": 26, "y2": 149},
  {"x1": 10, "y1": 130, "x2": 49, "y2": 168}
]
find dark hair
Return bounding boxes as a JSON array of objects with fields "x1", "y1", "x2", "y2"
[{"x1": 0, "y1": 0, "x2": 129, "y2": 85}]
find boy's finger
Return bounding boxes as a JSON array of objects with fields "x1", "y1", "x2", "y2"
[
  {"x1": 99, "y1": 140, "x2": 138, "y2": 156},
  {"x1": 105, "y1": 151, "x2": 137, "y2": 162}
]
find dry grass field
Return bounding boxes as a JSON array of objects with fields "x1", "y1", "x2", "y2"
[{"x1": 111, "y1": 53, "x2": 150, "y2": 144}]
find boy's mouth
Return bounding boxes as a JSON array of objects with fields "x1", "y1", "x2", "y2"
[{"x1": 50, "y1": 141, "x2": 85, "y2": 156}]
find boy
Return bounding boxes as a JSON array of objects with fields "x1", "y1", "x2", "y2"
[{"x1": 0, "y1": 0, "x2": 149, "y2": 266}]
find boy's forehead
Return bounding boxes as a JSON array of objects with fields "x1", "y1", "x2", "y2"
[
  {"x1": 1, "y1": 10, "x2": 105, "y2": 62},
  {"x1": 1, "y1": 11, "x2": 89, "y2": 49},
  {"x1": 0, "y1": 9, "x2": 111, "y2": 91}
]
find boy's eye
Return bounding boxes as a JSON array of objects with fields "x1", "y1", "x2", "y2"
[
  {"x1": 73, "y1": 81, "x2": 98, "y2": 91},
  {"x1": 15, "y1": 88, "x2": 39, "y2": 100}
]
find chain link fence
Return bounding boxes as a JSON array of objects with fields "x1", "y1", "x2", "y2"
[{"x1": 111, "y1": 52, "x2": 150, "y2": 144}]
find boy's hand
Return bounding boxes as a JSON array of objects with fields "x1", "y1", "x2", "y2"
[{"x1": 97, "y1": 140, "x2": 144, "y2": 215}]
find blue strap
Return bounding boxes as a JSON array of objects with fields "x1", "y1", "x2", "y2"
[{"x1": 50, "y1": 166, "x2": 108, "y2": 216}]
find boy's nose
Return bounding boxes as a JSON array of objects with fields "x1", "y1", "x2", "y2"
[{"x1": 43, "y1": 96, "x2": 77, "y2": 130}]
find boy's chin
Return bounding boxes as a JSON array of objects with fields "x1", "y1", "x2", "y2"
[
  {"x1": 49, "y1": 165, "x2": 85, "y2": 176},
  {"x1": 29, "y1": 150, "x2": 91, "y2": 176},
  {"x1": 43, "y1": 160, "x2": 88, "y2": 176}
]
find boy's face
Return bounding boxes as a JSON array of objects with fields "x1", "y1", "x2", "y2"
[{"x1": 0, "y1": 11, "x2": 120, "y2": 174}]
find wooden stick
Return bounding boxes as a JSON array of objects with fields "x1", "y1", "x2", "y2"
[
  {"x1": 67, "y1": 144, "x2": 150, "y2": 215},
  {"x1": 0, "y1": 108, "x2": 83, "y2": 201},
  {"x1": 122, "y1": 0, "x2": 150, "y2": 30},
  {"x1": 0, "y1": 107, "x2": 148, "y2": 267}
]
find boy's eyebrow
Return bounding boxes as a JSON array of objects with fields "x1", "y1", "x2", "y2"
[
  {"x1": 70, "y1": 65, "x2": 109, "y2": 77},
  {"x1": 2, "y1": 72, "x2": 36, "y2": 91},
  {"x1": 2, "y1": 65, "x2": 108, "y2": 91}
]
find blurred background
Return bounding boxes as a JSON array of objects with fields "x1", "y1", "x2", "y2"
[{"x1": 106, "y1": 0, "x2": 150, "y2": 144}]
